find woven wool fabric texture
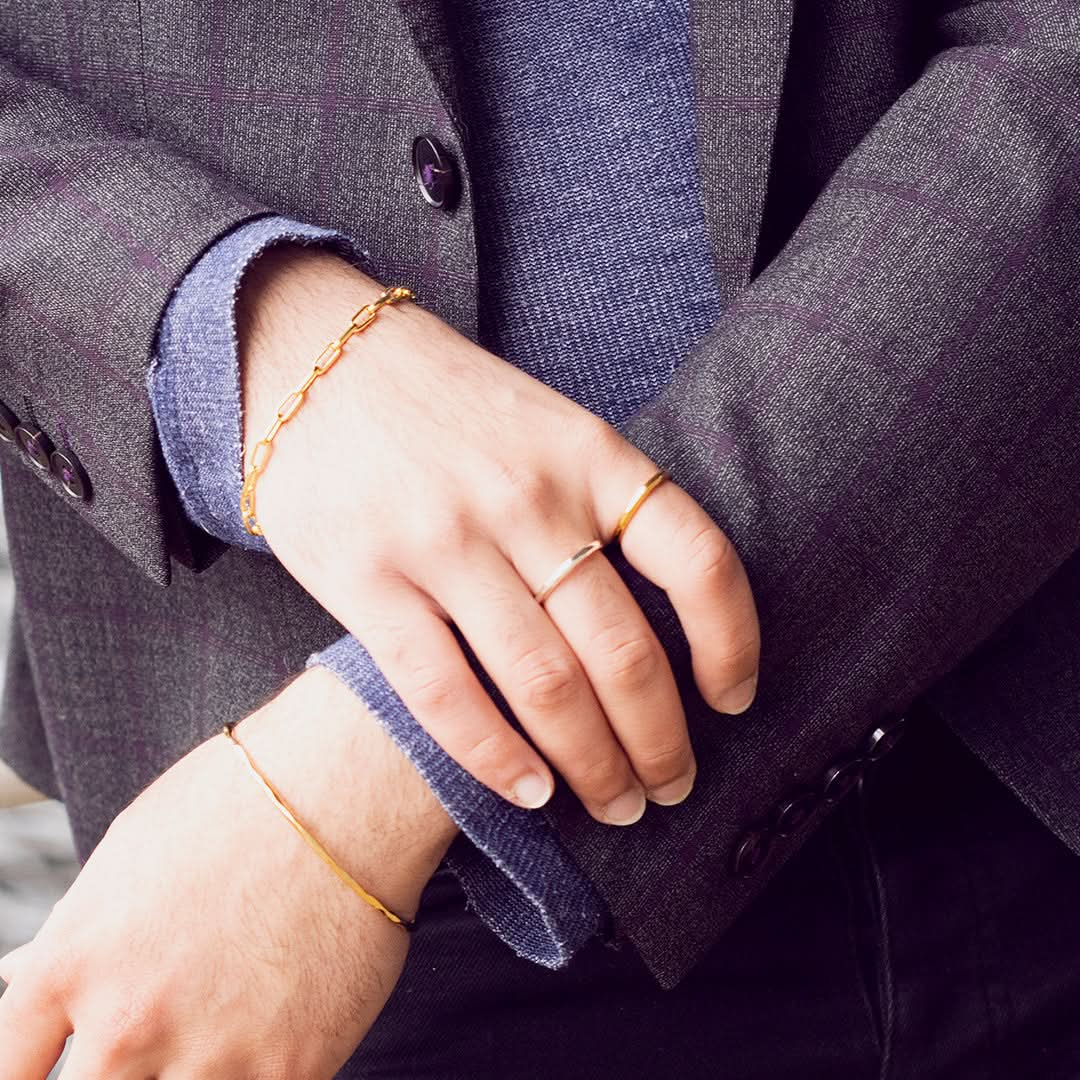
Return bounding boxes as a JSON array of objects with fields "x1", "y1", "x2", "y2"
[{"x1": 2, "y1": 1, "x2": 1080, "y2": 992}]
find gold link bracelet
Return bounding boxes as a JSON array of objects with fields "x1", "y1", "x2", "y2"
[{"x1": 240, "y1": 284, "x2": 415, "y2": 536}]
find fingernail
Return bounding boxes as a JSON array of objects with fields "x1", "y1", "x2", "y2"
[
  {"x1": 512, "y1": 772, "x2": 553, "y2": 809},
  {"x1": 648, "y1": 772, "x2": 695, "y2": 806},
  {"x1": 602, "y1": 788, "x2": 647, "y2": 825},
  {"x1": 717, "y1": 675, "x2": 757, "y2": 715}
]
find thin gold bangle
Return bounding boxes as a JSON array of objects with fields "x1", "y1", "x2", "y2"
[{"x1": 221, "y1": 722, "x2": 415, "y2": 931}]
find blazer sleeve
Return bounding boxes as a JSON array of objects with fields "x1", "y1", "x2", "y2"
[
  {"x1": 0, "y1": 55, "x2": 273, "y2": 584},
  {"x1": 545, "y1": 3, "x2": 1080, "y2": 988}
]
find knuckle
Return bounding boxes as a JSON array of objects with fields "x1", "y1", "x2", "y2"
[
  {"x1": 348, "y1": 545, "x2": 399, "y2": 587},
  {"x1": 360, "y1": 616, "x2": 411, "y2": 668},
  {"x1": 594, "y1": 631, "x2": 660, "y2": 691},
  {"x1": 580, "y1": 415, "x2": 625, "y2": 463},
  {"x1": 22, "y1": 944, "x2": 73, "y2": 1006},
  {"x1": 713, "y1": 635, "x2": 760, "y2": 680},
  {"x1": 513, "y1": 649, "x2": 580, "y2": 712},
  {"x1": 458, "y1": 729, "x2": 520, "y2": 777},
  {"x1": 86, "y1": 1020, "x2": 155, "y2": 1068},
  {"x1": 633, "y1": 738, "x2": 691, "y2": 779},
  {"x1": 574, "y1": 753, "x2": 630, "y2": 800},
  {"x1": 497, "y1": 468, "x2": 560, "y2": 527},
  {"x1": 683, "y1": 522, "x2": 736, "y2": 582},
  {"x1": 410, "y1": 504, "x2": 474, "y2": 557},
  {"x1": 436, "y1": 510, "x2": 476, "y2": 556},
  {"x1": 405, "y1": 663, "x2": 462, "y2": 715},
  {"x1": 101, "y1": 991, "x2": 163, "y2": 1053}
]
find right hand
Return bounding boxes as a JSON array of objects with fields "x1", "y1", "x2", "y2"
[{"x1": 239, "y1": 247, "x2": 760, "y2": 826}]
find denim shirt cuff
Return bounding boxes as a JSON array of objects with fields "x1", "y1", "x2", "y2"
[
  {"x1": 147, "y1": 214, "x2": 377, "y2": 551},
  {"x1": 308, "y1": 635, "x2": 610, "y2": 968}
]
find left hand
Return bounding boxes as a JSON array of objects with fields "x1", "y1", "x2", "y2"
[{"x1": 0, "y1": 667, "x2": 458, "y2": 1078}]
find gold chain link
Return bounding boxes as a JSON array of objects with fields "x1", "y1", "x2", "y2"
[{"x1": 240, "y1": 285, "x2": 415, "y2": 536}]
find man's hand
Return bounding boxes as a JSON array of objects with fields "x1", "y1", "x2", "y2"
[
  {"x1": 0, "y1": 666, "x2": 458, "y2": 1079},
  {"x1": 239, "y1": 247, "x2": 760, "y2": 826}
]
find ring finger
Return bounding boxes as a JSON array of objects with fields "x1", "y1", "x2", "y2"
[{"x1": 425, "y1": 540, "x2": 650, "y2": 826}]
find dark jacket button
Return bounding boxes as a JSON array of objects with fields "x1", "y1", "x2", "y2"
[
  {"x1": 50, "y1": 448, "x2": 90, "y2": 500},
  {"x1": 822, "y1": 757, "x2": 866, "y2": 804},
  {"x1": 731, "y1": 825, "x2": 773, "y2": 877},
  {"x1": 0, "y1": 401, "x2": 18, "y2": 443},
  {"x1": 15, "y1": 424, "x2": 54, "y2": 470},
  {"x1": 412, "y1": 134, "x2": 459, "y2": 210},
  {"x1": 773, "y1": 789, "x2": 819, "y2": 837},
  {"x1": 864, "y1": 715, "x2": 908, "y2": 761}
]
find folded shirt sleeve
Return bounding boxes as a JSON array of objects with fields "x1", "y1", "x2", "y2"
[{"x1": 146, "y1": 214, "x2": 611, "y2": 969}]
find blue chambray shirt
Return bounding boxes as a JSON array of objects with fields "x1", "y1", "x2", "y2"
[{"x1": 147, "y1": 0, "x2": 722, "y2": 970}]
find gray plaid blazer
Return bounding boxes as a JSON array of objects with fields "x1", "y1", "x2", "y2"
[{"x1": 1, "y1": 0, "x2": 1079, "y2": 989}]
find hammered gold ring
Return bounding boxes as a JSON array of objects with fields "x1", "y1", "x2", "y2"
[
  {"x1": 533, "y1": 539, "x2": 605, "y2": 605},
  {"x1": 610, "y1": 468, "x2": 670, "y2": 545}
]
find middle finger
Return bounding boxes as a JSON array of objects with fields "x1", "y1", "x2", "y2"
[
  {"x1": 428, "y1": 540, "x2": 649, "y2": 825},
  {"x1": 533, "y1": 542, "x2": 695, "y2": 806}
]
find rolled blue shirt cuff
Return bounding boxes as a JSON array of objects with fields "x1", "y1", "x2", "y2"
[
  {"x1": 311, "y1": 636, "x2": 609, "y2": 966},
  {"x1": 147, "y1": 214, "x2": 610, "y2": 970},
  {"x1": 148, "y1": 214, "x2": 377, "y2": 550}
]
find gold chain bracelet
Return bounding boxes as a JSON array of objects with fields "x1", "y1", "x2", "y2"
[
  {"x1": 240, "y1": 284, "x2": 416, "y2": 536},
  {"x1": 221, "y1": 722, "x2": 415, "y2": 931}
]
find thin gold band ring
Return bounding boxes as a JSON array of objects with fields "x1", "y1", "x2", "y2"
[
  {"x1": 610, "y1": 468, "x2": 669, "y2": 544},
  {"x1": 533, "y1": 539, "x2": 605, "y2": 605},
  {"x1": 531, "y1": 468, "x2": 669, "y2": 606}
]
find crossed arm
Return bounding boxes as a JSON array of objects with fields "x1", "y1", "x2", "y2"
[{"x1": 1, "y1": 2, "x2": 1080, "y2": 1073}]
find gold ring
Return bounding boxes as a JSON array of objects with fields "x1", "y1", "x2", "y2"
[
  {"x1": 610, "y1": 468, "x2": 669, "y2": 545},
  {"x1": 533, "y1": 539, "x2": 605, "y2": 605}
]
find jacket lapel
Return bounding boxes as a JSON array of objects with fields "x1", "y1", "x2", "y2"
[
  {"x1": 393, "y1": 0, "x2": 468, "y2": 134},
  {"x1": 396, "y1": 0, "x2": 796, "y2": 307},
  {"x1": 690, "y1": 0, "x2": 796, "y2": 305}
]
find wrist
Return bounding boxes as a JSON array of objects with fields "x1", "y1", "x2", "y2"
[
  {"x1": 238, "y1": 246, "x2": 382, "y2": 427},
  {"x1": 236, "y1": 246, "x2": 420, "y2": 545},
  {"x1": 234, "y1": 666, "x2": 458, "y2": 920}
]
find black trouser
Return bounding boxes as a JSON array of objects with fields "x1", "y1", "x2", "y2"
[{"x1": 344, "y1": 719, "x2": 1080, "y2": 1079}]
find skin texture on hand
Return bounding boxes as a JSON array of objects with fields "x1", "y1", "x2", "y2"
[
  {"x1": 238, "y1": 246, "x2": 761, "y2": 827},
  {"x1": 0, "y1": 666, "x2": 458, "y2": 1079}
]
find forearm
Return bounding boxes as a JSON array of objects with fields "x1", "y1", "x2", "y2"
[
  {"x1": 551, "y1": 2, "x2": 1080, "y2": 985},
  {"x1": 236, "y1": 665, "x2": 459, "y2": 921}
]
